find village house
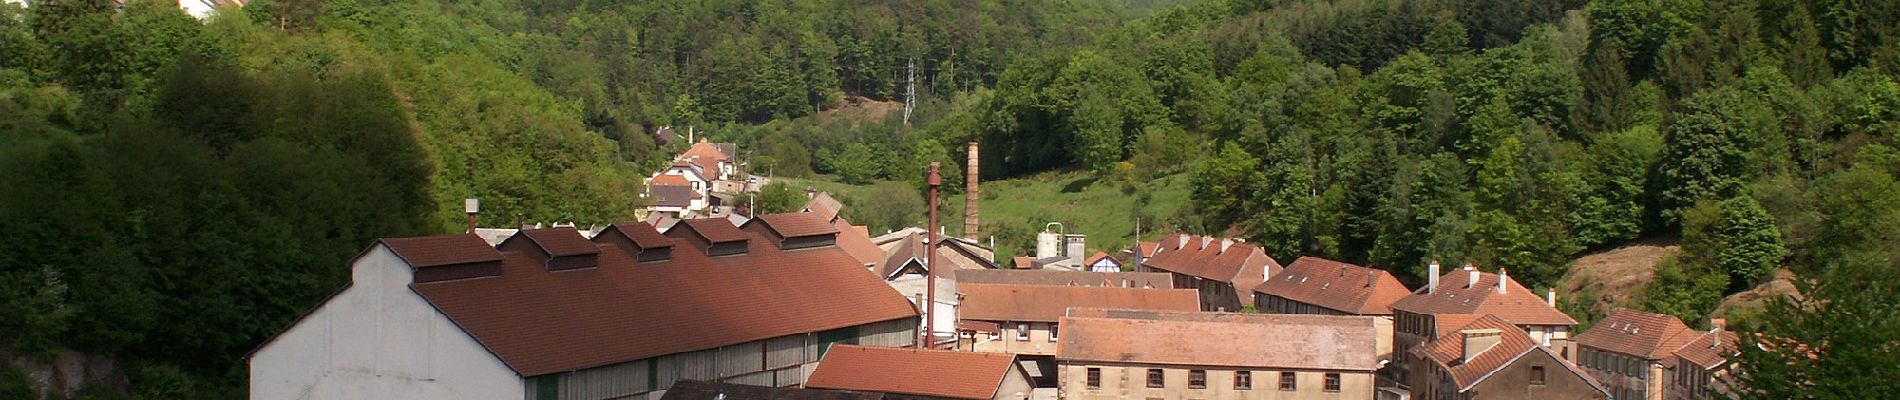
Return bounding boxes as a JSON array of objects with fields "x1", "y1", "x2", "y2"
[
  {"x1": 1408, "y1": 315, "x2": 1608, "y2": 400},
  {"x1": 1388, "y1": 262, "x2": 1577, "y2": 392},
  {"x1": 873, "y1": 229, "x2": 996, "y2": 280},
  {"x1": 954, "y1": 269, "x2": 1173, "y2": 289},
  {"x1": 1082, "y1": 252, "x2": 1121, "y2": 272},
  {"x1": 1667, "y1": 324, "x2": 1740, "y2": 400},
  {"x1": 1254, "y1": 256, "x2": 1414, "y2": 362},
  {"x1": 1137, "y1": 233, "x2": 1281, "y2": 312},
  {"x1": 1056, "y1": 308, "x2": 1381, "y2": 400},
  {"x1": 248, "y1": 215, "x2": 920, "y2": 400},
  {"x1": 955, "y1": 283, "x2": 1200, "y2": 356},
  {"x1": 805, "y1": 345, "x2": 1033, "y2": 400},
  {"x1": 1571, "y1": 309, "x2": 1740, "y2": 400}
]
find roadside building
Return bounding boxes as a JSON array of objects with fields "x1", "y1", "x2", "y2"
[
  {"x1": 1056, "y1": 309, "x2": 1381, "y2": 400},
  {"x1": 805, "y1": 345, "x2": 1033, "y2": 400},
  {"x1": 1255, "y1": 256, "x2": 1414, "y2": 361},
  {"x1": 248, "y1": 216, "x2": 919, "y2": 400},
  {"x1": 1572, "y1": 309, "x2": 1740, "y2": 400},
  {"x1": 1409, "y1": 315, "x2": 1607, "y2": 400},
  {"x1": 1137, "y1": 233, "x2": 1281, "y2": 312}
]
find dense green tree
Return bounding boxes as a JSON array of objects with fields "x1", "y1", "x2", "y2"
[
  {"x1": 1736, "y1": 255, "x2": 1900, "y2": 398},
  {"x1": 751, "y1": 181, "x2": 806, "y2": 215},
  {"x1": 1657, "y1": 86, "x2": 1768, "y2": 221}
]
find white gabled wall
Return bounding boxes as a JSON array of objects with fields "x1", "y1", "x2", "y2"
[{"x1": 249, "y1": 245, "x2": 521, "y2": 400}]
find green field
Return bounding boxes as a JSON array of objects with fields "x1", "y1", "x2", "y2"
[{"x1": 783, "y1": 170, "x2": 1195, "y2": 262}]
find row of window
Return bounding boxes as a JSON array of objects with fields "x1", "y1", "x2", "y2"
[
  {"x1": 1578, "y1": 347, "x2": 1649, "y2": 379},
  {"x1": 1085, "y1": 368, "x2": 1341, "y2": 392},
  {"x1": 1009, "y1": 322, "x2": 1056, "y2": 341}
]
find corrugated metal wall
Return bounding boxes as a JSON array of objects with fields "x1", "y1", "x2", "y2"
[
  {"x1": 857, "y1": 318, "x2": 918, "y2": 347},
  {"x1": 714, "y1": 343, "x2": 764, "y2": 378},
  {"x1": 555, "y1": 360, "x2": 649, "y2": 400},
  {"x1": 765, "y1": 335, "x2": 805, "y2": 370}
]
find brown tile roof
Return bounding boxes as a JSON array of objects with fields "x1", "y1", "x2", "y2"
[
  {"x1": 652, "y1": 185, "x2": 695, "y2": 207},
  {"x1": 651, "y1": 174, "x2": 692, "y2": 187},
  {"x1": 803, "y1": 192, "x2": 844, "y2": 221},
  {"x1": 1574, "y1": 308, "x2": 1701, "y2": 360},
  {"x1": 1390, "y1": 268, "x2": 1576, "y2": 326},
  {"x1": 1082, "y1": 251, "x2": 1117, "y2": 267},
  {"x1": 678, "y1": 140, "x2": 732, "y2": 180},
  {"x1": 1056, "y1": 310, "x2": 1379, "y2": 371},
  {"x1": 748, "y1": 212, "x2": 840, "y2": 239},
  {"x1": 1011, "y1": 256, "x2": 1035, "y2": 269},
  {"x1": 673, "y1": 218, "x2": 750, "y2": 243},
  {"x1": 1412, "y1": 315, "x2": 1543, "y2": 391},
  {"x1": 832, "y1": 218, "x2": 883, "y2": 268},
  {"x1": 1674, "y1": 330, "x2": 1740, "y2": 369},
  {"x1": 406, "y1": 231, "x2": 918, "y2": 376},
  {"x1": 600, "y1": 222, "x2": 673, "y2": 250},
  {"x1": 807, "y1": 345, "x2": 1022, "y2": 399},
  {"x1": 380, "y1": 234, "x2": 503, "y2": 268},
  {"x1": 1255, "y1": 257, "x2": 1412, "y2": 315},
  {"x1": 956, "y1": 283, "x2": 1199, "y2": 323},
  {"x1": 508, "y1": 227, "x2": 602, "y2": 257},
  {"x1": 954, "y1": 269, "x2": 1173, "y2": 288},
  {"x1": 1140, "y1": 233, "x2": 1280, "y2": 298}
]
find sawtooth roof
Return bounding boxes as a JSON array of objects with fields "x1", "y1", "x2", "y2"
[
  {"x1": 807, "y1": 345, "x2": 1022, "y2": 399},
  {"x1": 1255, "y1": 256, "x2": 1412, "y2": 315}
]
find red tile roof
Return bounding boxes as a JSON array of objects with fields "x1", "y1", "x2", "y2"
[
  {"x1": 1390, "y1": 268, "x2": 1576, "y2": 326},
  {"x1": 508, "y1": 227, "x2": 602, "y2": 257},
  {"x1": 1574, "y1": 308, "x2": 1701, "y2": 360},
  {"x1": 1011, "y1": 256, "x2": 1036, "y2": 269},
  {"x1": 650, "y1": 174, "x2": 692, "y2": 187},
  {"x1": 1057, "y1": 310, "x2": 1379, "y2": 371},
  {"x1": 678, "y1": 140, "x2": 732, "y2": 180},
  {"x1": 405, "y1": 232, "x2": 918, "y2": 376},
  {"x1": 803, "y1": 192, "x2": 844, "y2": 221},
  {"x1": 954, "y1": 269, "x2": 1173, "y2": 288},
  {"x1": 672, "y1": 218, "x2": 750, "y2": 243},
  {"x1": 1082, "y1": 251, "x2": 1118, "y2": 267},
  {"x1": 1412, "y1": 315, "x2": 1544, "y2": 391},
  {"x1": 1674, "y1": 330, "x2": 1740, "y2": 369},
  {"x1": 807, "y1": 345, "x2": 1022, "y2": 399},
  {"x1": 956, "y1": 283, "x2": 1199, "y2": 323},
  {"x1": 1140, "y1": 233, "x2": 1280, "y2": 300},
  {"x1": 380, "y1": 234, "x2": 503, "y2": 268},
  {"x1": 832, "y1": 218, "x2": 883, "y2": 268},
  {"x1": 748, "y1": 212, "x2": 840, "y2": 239},
  {"x1": 1255, "y1": 257, "x2": 1412, "y2": 315}
]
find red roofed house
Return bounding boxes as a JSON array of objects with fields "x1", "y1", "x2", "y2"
[
  {"x1": 1082, "y1": 251, "x2": 1121, "y2": 272},
  {"x1": 1389, "y1": 262, "x2": 1578, "y2": 393},
  {"x1": 1137, "y1": 233, "x2": 1282, "y2": 312},
  {"x1": 805, "y1": 345, "x2": 1032, "y2": 400},
  {"x1": 248, "y1": 221, "x2": 920, "y2": 400},
  {"x1": 1255, "y1": 256, "x2": 1415, "y2": 362},
  {"x1": 1057, "y1": 309, "x2": 1382, "y2": 400},
  {"x1": 956, "y1": 283, "x2": 1200, "y2": 356},
  {"x1": 647, "y1": 163, "x2": 712, "y2": 215},
  {"x1": 1572, "y1": 309, "x2": 1739, "y2": 400},
  {"x1": 1410, "y1": 315, "x2": 1607, "y2": 400}
]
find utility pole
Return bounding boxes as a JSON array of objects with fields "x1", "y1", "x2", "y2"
[{"x1": 903, "y1": 57, "x2": 916, "y2": 126}]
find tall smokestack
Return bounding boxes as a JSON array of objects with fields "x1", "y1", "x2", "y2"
[
  {"x1": 924, "y1": 162, "x2": 941, "y2": 349},
  {"x1": 964, "y1": 142, "x2": 980, "y2": 241}
]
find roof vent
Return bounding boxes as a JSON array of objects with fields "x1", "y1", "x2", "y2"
[
  {"x1": 742, "y1": 213, "x2": 839, "y2": 251},
  {"x1": 668, "y1": 218, "x2": 751, "y2": 257},
  {"x1": 382, "y1": 234, "x2": 504, "y2": 283},
  {"x1": 1177, "y1": 235, "x2": 1190, "y2": 249},
  {"x1": 594, "y1": 222, "x2": 674, "y2": 262},
  {"x1": 499, "y1": 227, "x2": 601, "y2": 271},
  {"x1": 1219, "y1": 239, "x2": 1234, "y2": 253},
  {"x1": 1462, "y1": 328, "x2": 1504, "y2": 362},
  {"x1": 1200, "y1": 236, "x2": 1212, "y2": 249}
]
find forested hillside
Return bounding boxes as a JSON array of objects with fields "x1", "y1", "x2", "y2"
[{"x1": 2, "y1": 0, "x2": 1897, "y2": 397}]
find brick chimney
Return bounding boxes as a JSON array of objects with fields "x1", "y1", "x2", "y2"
[{"x1": 964, "y1": 142, "x2": 980, "y2": 241}]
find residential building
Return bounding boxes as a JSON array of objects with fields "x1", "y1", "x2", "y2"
[
  {"x1": 955, "y1": 269, "x2": 1173, "y2": 289},
  {"x1": 678, "y1": 138, "x2": 738, "y2": 181},
  {"x1": 805, "y1": 345, "x2": 1033, "y2": 400},
  {"x1": 248, "y1": 217, "x2": 920, "y2": 400},
  {"x1": 1667, "y1": 324, "x2": 1740, "y2": 400},
  {"x1": 1056, "y1": 309, "x2": 1381, "y2": 400},
  {"x1": 1572, "y1": 309, "x2": 1740, "y2": 400},
  {"x1": 873, "y1": 228, "x2": 996, "y2": 269},
  {"x1": 1082, "y1": 251, "x2": 1121, "y2": 272},
  {"x1": 955, "y1": 283, "x2": 1200, "y2": 356},
  {"x1": 1409, "y1": 315, "x2": 1607, "y2": 400},
  {"x1": 1255, "y1": 256, "x2": 1414, "y2": 361},
  {"x1": 875, "y1": 230, "x2": 996, "y2": 280},
  {"x1": 1389, "y1": 263, "x2": 1577, "y2": 390},
  {"x1": 1137, "y1": 233, "x2": 1282, "y2": 312}
]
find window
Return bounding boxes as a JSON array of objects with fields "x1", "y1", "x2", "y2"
[
  {"x1": 1050, "y1": 323, "x2": 1059, "y2": 341},
  {"x1": 1324, "y1": 373, "x2": 1340, "y2": 392},
  {"x1": 1147, "y1": 369, "x2": 1165, "y2": 388},
  {"x1": 1235, "y1": 371, "x2": 1252, "y2": 390},
  {"x1": 1017, "y1": 322, "x2": 1030, "y2": 341},
  {"x1": 1531, "y1": 366, "x2": 1547, "y2": 385},
  {"x1": 1189, "y1": 370, "x2": 1206, "y2": 389},
  {"x1": 1279, "y1": 372, "x2": 1296, "y2": 391},
  {"x1": 1087, "y1": 368, "x2": 1102, "y2": 389}
]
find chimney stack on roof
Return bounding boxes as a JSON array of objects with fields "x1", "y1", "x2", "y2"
[
  {"x1": 464, "y1": 198, "x2": 480, "y2": 234},
  {"x1": 1428, "y1": 260, "x2": 1441, "y2": 294},
  {"x1": 1462, "y1": 328, "x2": 1503, "y2": 362},
  {"x1": 1711, "y1": 318, "x2": 1727, "y2": 348},
  {"x1": 1547, "y1": 288, "x2": 1557, "y2": 307},
  {"x1": 1466, "y1": 263, "x2": 1478, "y2": 289},
  {"x1": 1498, "y1": 268, "x2": 1508, "y2": 294}
]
